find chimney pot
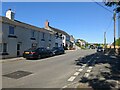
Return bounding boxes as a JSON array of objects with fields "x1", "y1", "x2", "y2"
[{"x1": 45, "y1": 20, "x2": 49, "y2": 28}]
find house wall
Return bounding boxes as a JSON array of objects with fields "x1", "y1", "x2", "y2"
[
  {"x1": 62, "y1": 34, "x2": 66, "y2": 46},
  {"x1": 55, "y1": 37, "x2": 62, "y2": 47},
  {"x1": 1, "y1": 21, "x2": 53, "y2": 58}
]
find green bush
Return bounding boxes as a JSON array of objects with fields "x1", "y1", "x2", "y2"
[{"x1": 116, "y1": 38, "x2": 120, "y2": 46}]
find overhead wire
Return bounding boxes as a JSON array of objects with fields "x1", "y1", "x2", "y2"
[
  {"x1": 92, "y1": 0, "x2": 113, "y2": 13},
  {"x1": 105, "y1": 17, "x2": 113, "y2": 32},
  {"x1": 92, "y1": 0, "x2": 114, "y2": 44}
]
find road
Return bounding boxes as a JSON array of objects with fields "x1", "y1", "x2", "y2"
[
  {"x1": 2, "y1": 49, "x2": 95, "y2": 88},
  {"x1": 74, "y1": 50, "x2": 120, "y2": 89}
]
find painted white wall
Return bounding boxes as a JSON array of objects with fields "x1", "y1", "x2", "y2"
[
  {"x1": 62, "y1": 34, "x2": 66, "y2": 46},
  {"x1": 6, "y1": 9, "x2": 15, "y2": 20},
  {"x1": 55, "y1": 37, "x2": 62, "y2": 47},
  {"x1": 1, "y1": 22, "x2": 54, "y2": 58}
]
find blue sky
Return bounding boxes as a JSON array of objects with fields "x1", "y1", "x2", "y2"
[{"x1": 2, "y1": 2, "x2": 118, "y2": 44}]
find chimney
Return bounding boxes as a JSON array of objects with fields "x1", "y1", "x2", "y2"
[
  {"x1": 45, "y1": 20, "x2": 49, "y2": 28},
  {"x1": 6, "y1": 9, "x2": 15, "y2": 20}
]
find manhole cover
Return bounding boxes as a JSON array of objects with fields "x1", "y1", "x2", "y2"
[{"x1": 3, "y1": 71, "x2": 32, "y2": 79}]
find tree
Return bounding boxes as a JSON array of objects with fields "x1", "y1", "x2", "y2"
[
  {"x1": 115, "y1": 38, "x2": 120, "y2": 46},
  {"x1": 104, "y1": 0, "x2": 120, "y2": 12}
]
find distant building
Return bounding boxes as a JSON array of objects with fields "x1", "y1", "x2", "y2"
[
  {"x1": 44, "y1": 20, "x2": 70, "y2": 49},
  {"x1": 69, "y1": 35, "x2": 76, "y2": 49},
  {"x1": 118, "y1": 12, "x2": 120, "y2": 38},
  {"x1": 0, "y1": 9, "x2": 54, "y2": 58},
  {"x1": 76, "y1": 39, "x2": 86, "y2": 47}
]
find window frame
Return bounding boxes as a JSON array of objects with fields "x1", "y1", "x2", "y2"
[
  {"x1": 31, "y1": 30, "x2": 35, "y2": 38},
  {"x1": 9, "y1": 26, "x2": 14, "y2": 35},
  {"x1": 3, "y1": 43, "x2": 7, "y2": 53}
]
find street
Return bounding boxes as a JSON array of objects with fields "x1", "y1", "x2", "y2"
[
  {"x1": 2, "y1": 49, "x2": 96, "y2": 88},
  {"x1": 2, "y1": 49, "x2": 120, "y2": 89}
]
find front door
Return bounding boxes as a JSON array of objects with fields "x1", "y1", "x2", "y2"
[{"x1": 17, "y1": 43, "x2": 20, "y2": 57}]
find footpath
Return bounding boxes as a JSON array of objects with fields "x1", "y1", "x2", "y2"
[{"x1": 0, "y1": 57, "x2": 24, "y2": 63}]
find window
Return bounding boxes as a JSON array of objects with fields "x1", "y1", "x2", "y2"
[
  {"x1": 49, "y1": 34, "x2": 52, "y2": 41},
  {"x1": 50, "y1": 34, "x2": 51, "y2": 39},
  {"x1": 55, "y1": 32, "x2": 59, "y2": 39},
  {"x1": 55, "y1": 43, "x2": 58, "y2": 47},
  {"x1": 41, "y1": 33, "x2": 45, "y2": 41},
  {"x1": 9, "y1": 26, "x2": 14, "y2": 35},
  {"x1": 42, "y1": 33, "x2": 45, "y2": 39},
  {"x1": 0, "y1": 43, "x2": 2, "y2": 52},
  {"x1": 32, "y1": 31, "x2": 35, "y2": 37},
  {"x1": 3, "y1": 43, "x2": 7, "y2": 52}
]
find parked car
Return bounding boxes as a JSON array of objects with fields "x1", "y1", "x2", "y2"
[
  {"x1": 51, "y1": 47, "x2": 65, "y2": 55},
  {"x1": 97, "y1": 47, "x2": 103, "y2": 52},
  {"x1": 23, "y1": 47, "x2": 53, "y2": 59}
]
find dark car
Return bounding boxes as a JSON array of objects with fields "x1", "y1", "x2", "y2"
[
  {"x1": 97, "y1": 47, "x2": 103, "y2": 52},
  {"x1": 51, "y1": 47, "x2": 65, "y2": 55},
  {"x1": 23, "y1": 47, "x2": 53, "y2": 59}
]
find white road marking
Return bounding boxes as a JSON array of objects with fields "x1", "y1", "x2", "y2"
[
  {"x1": 82, "y1": 65, "x2": 85, "y2": 68},
  {"x1": 89, "y1": 66, "x2": 93, "y2": 69},
  {"x1": 62, "y1": 85, "x2": 67, "y2": 88},
  {"x1": 84, "y1": 64, "x2": 87, "y2": 66},
  {"x1": 68, "y1": 76, "x2": 76, "y2": 82},
  {"x1": 74, "y1": 72, "x2": 80, "y2": 76},
  {"x1": 84, "y1": 73, "x2": 89, "y2": 77},
  {"x1": 86, "y1": 69, "x2": 91, "y2": 73},
  {"x1": 78, "y1": 68, "x2": 83, "y2": 72}
]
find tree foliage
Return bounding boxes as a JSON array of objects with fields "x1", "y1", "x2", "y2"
[
  {"x1": 104, "y1": 1, "x2": 120, "y2": 12},
  {"x1": 116, "y1": 38, "x2": 120, "y2": 46},
  {"x1": 105, "y1": 1, "x2": 120, "y2": 6}
]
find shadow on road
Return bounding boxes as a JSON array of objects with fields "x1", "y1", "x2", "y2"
[{"x1": 75, "y1": 49, "x2": 120, "y2": 90}]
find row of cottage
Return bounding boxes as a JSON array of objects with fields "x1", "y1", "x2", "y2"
[{"x1": 0, "y1": 9, "x2": 75, "y2": 58}]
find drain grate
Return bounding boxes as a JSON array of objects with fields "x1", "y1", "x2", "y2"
[{"x1": 3, "y1": 70, "x2": 32, "y2": 79}]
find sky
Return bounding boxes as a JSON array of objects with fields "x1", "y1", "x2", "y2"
[{"x1": 1, "y1": 2, "x2": 119, "y2": 44}]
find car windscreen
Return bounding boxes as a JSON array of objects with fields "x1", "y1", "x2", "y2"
[
  {"x1": 52, "y1": 47, "x2": 58, "y2": 50},
  {"x1": 97, "y1": 47, "x2": 103, "y2": 49}
]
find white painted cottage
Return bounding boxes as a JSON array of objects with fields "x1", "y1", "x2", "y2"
[{"x1": 0, "y1": 9, "x2": 54, "y2": 58}]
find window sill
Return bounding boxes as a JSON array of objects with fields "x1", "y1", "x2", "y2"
[
  {"x1": 30, "y1": 37, "x2": 36, "y2": 40},
  {"x1": 41, "y1": 39, "x2": 45, "y2": 41},
  {"x1": 8, "y1": 35, "x2": 17, "y2": 38},
  {"x1": 0, "y1": 52, "x2": 9, "y2": 55}
]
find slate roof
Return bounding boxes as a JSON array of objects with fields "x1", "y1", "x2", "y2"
[
  {"x1": 0, "y1": 16, "x2": 49, "y2": 33},
  {"x1": 49, "y1": 26, "x2": 69, "y2": 36}
]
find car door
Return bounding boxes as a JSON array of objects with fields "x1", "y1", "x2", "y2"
[
  {"x1": 38, "y1": 48, "x2": 44, "y2": 58},
  {"x1": 44, "y1": 48, "x2": 49, "y2": 57},
  {"x1": 42, "y1": 48, "x2": 48, "y2": 57}
]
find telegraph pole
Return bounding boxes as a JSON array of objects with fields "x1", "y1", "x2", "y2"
[
  {"x1": 104, "y1": 32, "x2": 106, "y2": 48},
  {"x1": 113, "y1": 10, "x2": 116, "y2": 53}
]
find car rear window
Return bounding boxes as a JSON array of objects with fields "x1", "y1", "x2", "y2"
[{"x1": 27, "y1": 48, "x2": 37, "y2": 51}]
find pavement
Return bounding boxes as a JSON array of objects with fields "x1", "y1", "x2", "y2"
[{"x1": 0, "y1": 57, "x2": 24, "y2": 63}]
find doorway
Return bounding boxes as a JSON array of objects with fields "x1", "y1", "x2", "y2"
[{"x1": 17, "y1": 43, "x2": 21, "y2": 57}]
